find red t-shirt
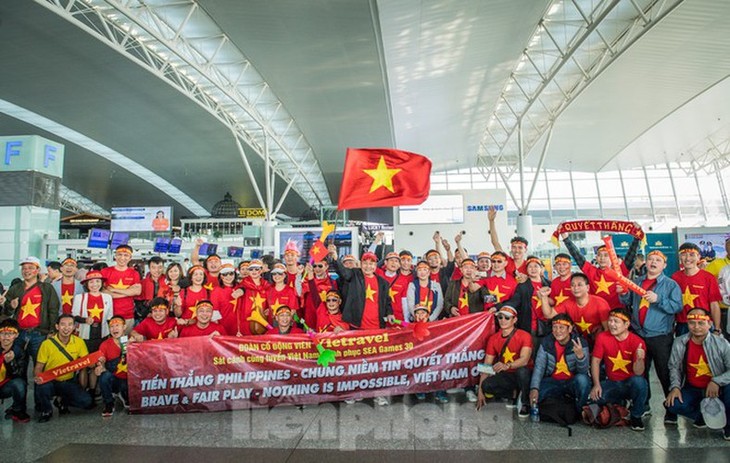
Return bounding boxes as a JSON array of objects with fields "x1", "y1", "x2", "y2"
[
  {"x1": 316, "y1": 307, "x2": 349, "y2": 332},
  {"x1": 18, "y1": 286, "x2": 43, "y2": 329},
  {"x1": 478, "y1": 274, "x2": 518, "y2": 309},
  {"x1": 671, "y1": 270, "x2": 722, "y2": 323},
  {"x1": 133, "y1": 317, "x2": 177, "y2": 340},
  {"x1": 556, "y1": 295, "x2": 610, "y2": 337},
  {"x1": 581, "y1": 262, "x2": 628, "y2": 309},
  {"x1": 180, "y1": 322, "x2": 226, "y2": 338},
  {"x1": 506, "y1": 257, "x2": 528, "y2": 278},
  {"x1": 267, "y1": 285, "x2": 300, "y2": 323},
  {"x1": 686, "y1": 340, "x2": 713, "y2": 388},
  {"x1": 485, "y1": 328, "x2": 532, "y2": 364},
  {"x1": 101, "y1": 266, "x2": 141, "y2": 319},
  {"x1": 203, "y1": 271, "x2": 219, "y2": 292},
  {"x1": 377, "y1": 271, "x2": 410, "y2": 322},
  {"x1": 98, "y1": 338, "x2": 127, "y2": 379},
  {"x1": 0, "y1": 351, "x2": 12, "y2": 387},
  {"x1": 61, "y1": 282, "x2": 75, "y2": 314},
  {"x1": 180, "y1": 286, "x2": 209, "y2": 319},
  {"x1": 360, "y1": 275, "x2": 381, "y2": 330},
  {"x1": 551, "y1": 341, "x2": 573, "y2": 381},
  {"x1": 592, "y1": 331, "x2": 644, "y2": 381},
  {"x1": 86, "y1": 294, "x2": 105, "y2": 323},
  {"x1": 530, "y1": 280, "x2": 547, "y2": 332},
  {"x1": 265, "y1": 325, "x2": 305, "y2": 335},
  {"x1": 211, "y1": 285, "x2": 236, "y2": 315},
  {"x1": 303, "y1": 276, "x2": 336, "y2": 330},
  {"x1": 550, "y1": 276, "x2": 573, "y2": 309}
]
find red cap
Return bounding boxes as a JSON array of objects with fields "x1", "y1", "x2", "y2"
[{"x1": 361, "y1": 252, "x2": 378, "y2": 262}]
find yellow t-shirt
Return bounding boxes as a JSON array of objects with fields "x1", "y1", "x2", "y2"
[{"x1": 37, "y1": 335, "x2": 89, "y2": 382}]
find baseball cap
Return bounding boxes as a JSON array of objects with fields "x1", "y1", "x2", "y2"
[
  {"x1": 701, "y1": 397, "x2": 727, "y2": 430},
  {"x1": 271, "y1": 263, "x2": 286, "y2": 274},
  {"x1": 19, "y1": 257, "x2": 41, "y2": 268},
  {"x1": 497, "y1": 305, "x2": 518, "y2": 318},
  {"x1": 219, "y1": 264, "x2": 236, "y2": 274}
]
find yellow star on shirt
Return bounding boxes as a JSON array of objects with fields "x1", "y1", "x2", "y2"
[
  {"x1": 189, "y1": 305, "x2": 199, "y2": 318},
  {"x1": 270, "y1": 298, "x2": 283, "y2": 314},
  {"x1": 0, "y1": 363, "x2": 6, "y2": 383},
  {"x1": 681, "y1": 286, "x2": 699, "y2": 308},
  {"x1": 20, "y1": 299, "x2": 40, "y2": 320},
  {"x1": 115, "y1": 362, "x2": 128, "y2": 374},
  {"x1": 229, "y1": 298, "x2": 237, "y2": 308},
  {"x1": 61, "y1": 291, "x2": 74, "y2": 307},
  {"x1": 458, "y1": 292, "x2": 469, "y2": 309},
  {"x1": 388, "y1": 287, "x2": 398, "y2": 302},
  {"x1": 689, "y1": 355, "x2": 712, "y2": 378},
  {"x1": 363, "y1": 156, "x2": 402, "y2": 193},
  {"x1": 594, "y1": 275, "x2": 614, "y2": 295},
  {"x1": 488, "y1": 286, "x2": 506, "y2": 303},
  {"x1": 419, "y1": 298, "x2": 432, "y2": 309},
  {"x1": 532, "y1": 295, "x2": 542, "y2": 309},
  {"x1": 250, "y1": 292, "x2": 266, "y2": 309},
  {"x1": 608, "y1": 351, "x2": 631, "y2": 374},
  {"x1": 554, "y1": 290, "x2": 569, "y2": 306},
  {"x1": 575, "y1": 317, "x2": 592, "y2": 334},
  {"x1": 365, "y1": 284, "x2": 377, "y2": 302},
  {"x1": 108, "y1": 280, "x2": 129, "y2": 290},
  {"x1": 203, "y1": 282, "x2": 214, "y2": 292},
  {"x1": 554, "y1": 355, "x2": 571, "y2": 377},
  {"x1": 502, "y1": 346, "x2": 517, "y2": 363},
  {"x1": 87, "y1": 304, "x2": 104, "y2": 320},
  {"x1": 639, "y1": 298, "x2": 650, "y2": 311}
]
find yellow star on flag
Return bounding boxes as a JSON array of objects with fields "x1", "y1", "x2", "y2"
[
  {"x1": 250, "y1": 293, "x2": 266, "y2": 309},
  {"x1": 87, "y1": 304, "x2": 104, "y2": 320},
  {"x1": 575, "y1": 317, "x2": 592, "y2": 334},
  {"x1": 61, "y1": 291, "x2": 74, "y2": 307},
  {"x1": 488, "y1": 286, "x2": 506, "y2": 303},
  {"x1": 108, "y1": 280, "x2": 129, "y2": 290},
  {"x1": 681, "y1": 286, "x2": 699, "y2": 308},
  {"x1": 689, "y1": 355, "x2": 712, "y2": 378},
  {"x1": 20, "y1": 299, "x2": 40, "y2": 320},
  {"x1": 115, "y1": 362, "x2": 128, "y2": 374},
  {"x1": 459, "y1": 292, "x2": 469, "y2": 309},
  {"x1": 554, "y1": 355, "x2": 571, "y2": 377},
  {"x1": 608, "y1": 351, "x2": 631, "y2": 374},
  {"x1": 594, "y1": 275, "x2": 614, "y2": 295},
  {"x1": 502, "y1": 346, "x2": 516, "y2": 363},
  {"x1": 0, "y1": 363, "x2": 6, "y2": 383},
  {"x1": 639, "y1": 298, "x2": 650, "y2": 311},
  {"x1": 365, "y1": 284, "x2": 377, "y2": 302},
  {"x1": 554, "y1": 290, "x2": 569, "y2": 306},
  {"x1": 319, "y1": 290, "x2": 328, "y2": 302},
  {"x1": 270, "y1": 298, "x2": 283, "y2": 314},
  {"x1": 363, "y1": 156, "x2": 402, "y2": 193},
  {"x1": 388, "y1": 287, "x2": 398, "y2": 302}
]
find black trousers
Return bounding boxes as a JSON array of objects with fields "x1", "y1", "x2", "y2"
[
  {"x1": 643, "y1": 332, "x2": 674, "y2": 400},
  {"x1": 480, "y1": 367, "x2": 530, "y2": 406}
]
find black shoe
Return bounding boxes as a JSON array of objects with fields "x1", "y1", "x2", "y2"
[
  {"x1": 11, "y1": 411, "x2": 31, "y2": 423},
  {"x1": 664, "y1": 412, "x2": 678, "y2": 425},
  {"x1": 4, "y1": 409, "x2": 13, "y2": 420},
  {"x1": 693, "y1": 416, "x2": 707, "y2": 429},
  {"x1": 38, "y1": 412, "x2": 52, "y2": 423},
  {"x1": 518, "y1": 404, "x2": 530, "y2": 418},
  {"x1": 724, "y1": 428, "x2": 730, "y2": 441},
  {"x1": 53, "y1": 398, "x2": 69, "y2": 415},
  {"x1": 101, "y1": 404, "x2": 114, "y2": 418},
  {"x1": 630, "y1": 416, "x2": 645, "y2": 431}
]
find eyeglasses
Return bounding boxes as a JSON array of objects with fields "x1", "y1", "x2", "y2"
[
  {"x1": 496, "y1": 315, "x2": 513, "y2": 321},
  {"x1": 491, "y1": 259, "x2": 505, "y2": 264},
  {"x1": 326, "y1": 298, "x2": 340, "y2": 303},
  {"x1": 313, "y1": 264, "x2": 326, "y2": 268}
]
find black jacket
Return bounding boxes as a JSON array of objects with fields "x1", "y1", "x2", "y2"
[
  {"x1": 504, "y1": 277, "x2": 550, "y2": 334},
  {"x1": 2, "y1": 281, "x2": 59, "y2": 334},
  {"x1": 331, "y1": 259, "x2": 392, "y2": 328},
  {"x1": 444, "y1": 279, "x2": 490, "y2": 315}
]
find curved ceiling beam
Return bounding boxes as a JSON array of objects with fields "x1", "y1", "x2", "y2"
[{"x1": 0, "y1": 98, "x2": 209, "y2": 216}]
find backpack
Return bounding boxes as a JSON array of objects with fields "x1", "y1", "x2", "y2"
[
  {"x1": 581, "y1": 403, "x2": 629, "y2": 429},
  {"x1": 540, "y1": 396, "x2": 579, "y2": 436}
]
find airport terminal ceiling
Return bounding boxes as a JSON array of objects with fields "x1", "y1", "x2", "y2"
[{"x1": 1, "y1": 0, "x2": 729, "y2": 223}]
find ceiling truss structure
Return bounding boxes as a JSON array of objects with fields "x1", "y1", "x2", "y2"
[
  {"x1": 59, "y1": 185, "x2": 111, "y2": 216},
  {"x1": 477, "y1": 0, "x2": 685, "y2": 183},
  {"x1": 35, "y1": 0, "x2": 332, "y2": 214}
]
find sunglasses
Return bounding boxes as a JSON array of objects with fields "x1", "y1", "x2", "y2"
[
  {"x1": 313, "y1": 264, "x2": 326, "y2": 268},
  {"x1": 496, "y1": 314, "x2": 513, "y2": 321},
  {"x1": 326, "y1": 298, "x2": 340, "y2": 303},
  {"x1": 491, "y1": 259, "x2": 505, "y2": 264}
]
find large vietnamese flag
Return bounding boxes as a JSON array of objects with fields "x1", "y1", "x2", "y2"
[{"x1": 337, "y1": 148, "x2": 431, "y2": 210}]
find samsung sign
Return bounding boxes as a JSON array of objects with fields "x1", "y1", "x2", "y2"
[{"x1": 466, "y1": 204, "x2": 504, "y2": 212}]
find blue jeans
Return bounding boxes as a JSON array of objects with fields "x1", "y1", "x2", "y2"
[
  {"x1": 0, "y1": 378, "x2": 27, "y2": 412},
  {"x1": 99, "y1": 371, "x2": 128, "y2": 406},
  {"x1": 538, "y1": 374, "x2": 591, "y2": 408},
  {"x1": 16, "y1": 329, "x2": 46, "y2": 363},
  {"x1": 598, "y1": 376, "x2": 648, "y2": 418},
  {"x1": 34, "y1": 379, "x2": 92, "y2": 415},
  {"x1": 665, "y1": 384, "x2": 730, "y2": 428}
]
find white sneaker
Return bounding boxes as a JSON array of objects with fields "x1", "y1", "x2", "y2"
[
  {"x1": 344, "y1": 399, "x2": 356, "y2": 405},
  {"x1": 375, "y1": 396, "x2": 391, "y2": 406},
  {"x1": 465, "y1": 390, "x2": 477, "y2": 403}
]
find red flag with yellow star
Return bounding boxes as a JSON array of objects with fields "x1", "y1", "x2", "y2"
[
  {"x1": 309, "y1": 240, "x2": 328, "y2": 262},
  {"x1": 337, "y1": 148, "x2": 431, "y2": 210}
]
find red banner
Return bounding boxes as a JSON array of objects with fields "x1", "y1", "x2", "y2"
[
  {"x1": 37, "y1": 351, "x2": 104, "y2": 384},
  {"x1": 551, "y1": 220, "x2": 645, "y2": 246},
  {"x1": 128, "y1": 312, "x2": 492, "y2": 414}
]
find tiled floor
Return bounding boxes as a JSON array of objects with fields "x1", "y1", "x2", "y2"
[{"x1": 2, "y1": 382, "x2": 728, "y2": 462}]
